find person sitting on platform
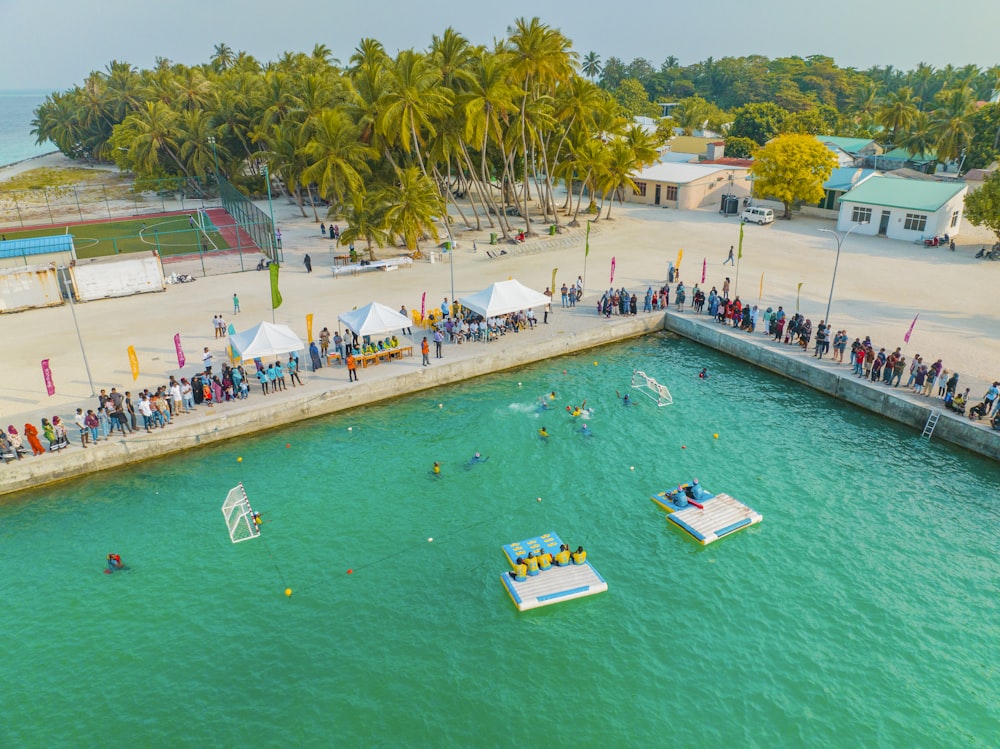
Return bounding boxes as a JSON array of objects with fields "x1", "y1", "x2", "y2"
[
  {"x1": 571, "y1": 546, "x2": 587, "y2": 564},
  {"x1": 509, "y1": 557, "x2": 528, "y2": 581},
  {"x1": 537, "y1": 549, "x2": 553, "y2": 570},
  {"x1": 524, "y1": 553, "x2": 540, "y2": 576},
  {"x1": 554, "y1": 545, "x2": 572, "y2": 566}
]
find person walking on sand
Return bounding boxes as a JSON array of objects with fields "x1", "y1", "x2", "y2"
[
  {"x1": 232, "y1": 293, "x2": 240, "y2": 314},
  {"x1": 303, "y1": 254, "x2": 312, "y2": 273},
  {"x1": 421, "y1": 337, "x2": 430, "y2": 366},
  {"x1": 724, "y1": 246, "x2": 735, "y2": 266}
]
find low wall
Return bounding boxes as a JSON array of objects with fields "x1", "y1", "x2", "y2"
[
  {"x1": 0, "y1": 314, "x2": 664, "y2": 500},
  {"x1": 663, "y1": 312, "x2": 1000, "y2": 462}
]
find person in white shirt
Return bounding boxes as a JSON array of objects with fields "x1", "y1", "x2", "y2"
[
  {"x1": 137, "y1": 396, "x2": 154, "y2": 432},
  {"x1": 202, "y1": 347, "x2": 214, "y2": 374},
  {"x1": 169, "y1": 381, "x2": 184, "y2": 414}
]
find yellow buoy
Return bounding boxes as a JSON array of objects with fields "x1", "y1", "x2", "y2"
[
  {"x1": 713, "y1": 433, "x2": 719, "y2": 439},
  {"x1": 237, "y1": 457, "x2": 243, "y2": 463},
  {"x1": 285, "y1": 588, "x2": 293, "y2": 597}
]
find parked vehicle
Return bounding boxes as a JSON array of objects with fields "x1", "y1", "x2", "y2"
[{"x1": 741, "y1": 206, "x2": 774, "y2": 225}]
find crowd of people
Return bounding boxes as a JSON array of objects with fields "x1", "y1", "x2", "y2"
[
  {"x1": 507, "y1": 544, "x2": 588, "y2": 581},
  {"x1": 2, "y1": 349, "x2": 309, "y2": 463}
]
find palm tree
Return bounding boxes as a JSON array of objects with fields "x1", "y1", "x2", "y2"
[
  {"x1": 877, "y1": 87, "x2": 918, "y2": 145},
  {"x1": 930, "y1": 86, "x2": 975, "y2": 164},
  {"x1": 567, "y1": 136, "x2": 608, "y2": 223},
  {"x1": 339, "y1": 192, "x2": 392, "y2": 259},
  {"x1": 379, "y1": 49, "x2": 454, "y2": 174},
  {"x1": 300, "y1": 109, "x2": 374, "y2": 213},
  {"x1": 127, "y1": 100, "x2": 188, "y2": 176},
  {"x1": 212, "y1": 43, "x2": 235, "y2": 72},
  {"x1": 897, "y1": 112, "x2": 934, "y2": 159},
  {"x1": 581, "y1": 52, "x2": 601, "y2": 81},
  {"x1": 381, "y1": 166, "x2": 442, "y2": 256},
  {"x1": 598, "y1": 138, "x2": 640, "y2": 220}
]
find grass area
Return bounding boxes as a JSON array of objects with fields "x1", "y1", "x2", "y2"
[{"x1": 2, "y1": 214, "x2": 231, "y2": 258}]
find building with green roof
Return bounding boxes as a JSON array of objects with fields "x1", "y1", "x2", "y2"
[{"x1": 836, "y1": 175, "x2": 967, "y2": 241}]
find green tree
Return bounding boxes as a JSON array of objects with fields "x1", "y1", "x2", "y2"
[
  {"x1": 750, "y1": 134, "x2": 837, "y2": 219},
  {"x1": 964, "y1": 171, "x2": 1000, "y2": 241},
  {"x1": 729, "y1": 102, "x2": 788, "y2": 145},
  {"x1": 724, "y1": 136, "x2": 757, "y2": 159},
  {"x1": 581, "y1": 52, "x2": 601, "y2": 81},
  {"x1": 964, "y1": 103, "x2": 1000, "y2": 170},
  {"x1": 300, "y1": 109, "x2": 374, "y2": 212},
  {"x1": 613, "y1": 78, "x2": 660, "y2": 118},
  {"x1": 381, "y1": 166, "x2": 442, "y2": 255}
]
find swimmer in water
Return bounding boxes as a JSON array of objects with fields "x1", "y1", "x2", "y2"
[
  {"x1": 699, "y1": 367, "x2": 709, "y2": 379},
  {"x1": 549, "y1": 391, "x2": 557, "y2": 400},
  {"x1": 468, "y1": 452, "x2": 489, "y2": 464},
  {"x1": 539, "y1": 426, "x2": 549, "y2": 439},
  {"x1": 616, "y1": 390, "x2": 631, "y2": 405},
  {"x1": 581, "y1": 423, "x2": 592, "y2": 437},
  {"x1": 433, "y1": 461, "x2": 441, "y2": 474}
]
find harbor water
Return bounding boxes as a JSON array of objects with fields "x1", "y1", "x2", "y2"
[{"x1": 1, "y1": 335, "x2": 997, "y2": 746}]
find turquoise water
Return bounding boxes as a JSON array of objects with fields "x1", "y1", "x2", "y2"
[
  {"x1": 2, "y1": 335, "x2": 998, "y2": 747},
  {"x1": 0, "y1": 90, "x2": 53, "y2": 167}
]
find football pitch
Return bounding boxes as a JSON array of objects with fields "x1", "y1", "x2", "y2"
[{"x1": 3, "y1": 213, "x2": 232, "y2": 259}]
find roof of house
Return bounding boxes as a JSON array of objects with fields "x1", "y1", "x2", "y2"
[
  {"x1": 667, "y1": 136, "x2": 719, "y2": 155},
  {"x1": 632, "y1": 162, "x2": 736, "y2": 185},
  {"x1": 824, "y1": 167, "x2": 876, "y2": 192},
  {"x1": 881, "y1": 147, "x2": 937, "y2": 163},
  {"x1": 963, "y1": 167, "x2": 996, "y2": 182},
  {"x1": 837, "y1": 175, "x2": 966, "y2": 211},
  {"x1": 0, "y1": 235, "x2": 74, "y2": 260},
  {"x1": 658, "y1": 151, "x2": 698, "y2": 164},
  {"x1": 701, "y1": 158, "x2": 754, "y2": 168},
  {"x1": 816, "y1": 135, "x2": 876, "y2": 154}
]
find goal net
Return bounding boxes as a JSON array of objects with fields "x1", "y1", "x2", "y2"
[
  {"x1": 631, "y1": 369, "x2": 673, "y2": 407},
  {"x1": 221, "y1": 482, "x2": 260, "y2": 543}
]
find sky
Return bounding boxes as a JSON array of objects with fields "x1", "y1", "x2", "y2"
[{"x1": 1, "y1": 0, "x2": 998, "y2": 91}]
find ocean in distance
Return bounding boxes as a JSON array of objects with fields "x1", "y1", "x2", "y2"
[{"x1": 0, "y1": 90, "x2": 56, "y2": 168}]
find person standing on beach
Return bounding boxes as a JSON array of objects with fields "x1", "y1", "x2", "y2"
[
  {"x1": 421, "y1": 337, "x2": 430, "y2": 366},
  {"x1": 722, "y1": 277, "x2": 730, "y2": 299},
  {"x1": 202, "y1": 346, "x2": 214, "y2": 374},
  {"x1": 346, "y1": 352, "x2": 358, "y2": 382},
  {"x1": 303, "y1": 254, "x2": 312, "y2": 273},
  {"x1": 232, "y1": 293, "x2": 240, "y2": 314},
  {"x1": 433, "y1": 329, "x2": 444, "y2": 359}
]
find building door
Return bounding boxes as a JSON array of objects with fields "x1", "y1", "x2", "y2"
[
  {"x1": 654, "y1": 184, "x2": 661, "y2": 205},
  {"x1": 878, "y1": 210, "x2": 891, "y2": 236}
]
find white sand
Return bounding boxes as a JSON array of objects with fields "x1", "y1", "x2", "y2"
[{"x1": 2, "y1": 163, "x2": 998, "y2": 433}]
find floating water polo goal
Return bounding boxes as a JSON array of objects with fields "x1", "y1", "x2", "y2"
[
  {"x1": 631, "y1": 370, "x2": 673, "y2": 407},
  {"x1": 221, "y1": 482, "x2": 260, "y2": 543}
]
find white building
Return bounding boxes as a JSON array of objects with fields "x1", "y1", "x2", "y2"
[
  {"x1": 836, "y1": 175, "x2": 967, "y2": 240},
  {"x1": 626, "y1": 162, "x2": 750, "y2": 210}
]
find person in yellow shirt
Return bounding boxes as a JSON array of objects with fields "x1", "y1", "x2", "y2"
[
  {"x1": 508, "y1": 557, "x2": 528, "y2": 582},
  {"x1": 571, "y1": 546, "x2": 587, "y2": 564},
  {"x1": 554, "y1": 545, "x2": 571, "y2": 566}
]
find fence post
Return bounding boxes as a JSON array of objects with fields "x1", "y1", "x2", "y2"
[
  {"x1": 74, "y1": 186, "x2": 83, "y2": 221},
  {"x1": 102, "y1": 184, "x2": 112, "y2": 218},
  {"x1": 13, "y1": 193, "x2": 24, "y2": 227},
  {"x1": 44, "y1": 189, "x2": 54, "y2": 224}
]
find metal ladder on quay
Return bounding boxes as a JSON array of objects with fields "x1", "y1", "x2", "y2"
[{"x1": 921, "y1": 410, "x2": 941, "y2": 440}]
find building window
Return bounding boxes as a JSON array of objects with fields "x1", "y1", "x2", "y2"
[
  {"x1": 903, "y1": 213, "x2": 927, "y2": 232},
  {"x1": 634, "y1": 181, "x2": 646, "y2": 197},
  {"x1": 951, "y1": 210, "x2": 959, "y2": 228},
  {"x1": 851, "y1": 206, "x2": 872, "y2": 224},
  {"x1": 665, "y1": 185, "x2": 678, "y2": 201}
]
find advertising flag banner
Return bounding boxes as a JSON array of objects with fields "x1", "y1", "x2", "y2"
[
  {"x1": 904, "y1": 314, "x2": 919, "y2": 343},
  {"x1": 270, "y1": 263, "x2": 282, "y2": 309},
  {"x1": 174, "y1": 334, "x2": 185, "y2": 369},
  {"x1": 610, "y1": 256, "x2": 616, "y2": 284},
  {"x1": 41, "y1": 359, "x2": 55, "y2": 396},
  {"x1": 306, "y1": 314, "x2": 314, "y2": 343},
  {"x1": 128, "y1": 345, "x2": 139, "y2": 381}
]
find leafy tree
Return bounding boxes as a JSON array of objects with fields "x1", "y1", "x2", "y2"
[
  {"x1": 381, "y1": 166, "x2": 442, "y2": 255},
  {"x1": 729, "y1": 102, "x2": 788, "y2": 145},
  {"x1": 750, "y1": 134, "x2": 837, "y2": 219},
  {"x1": 964, "y1": 171, "x2": 1000, "y2": 241},
  {"x1": 613, "y1": 78, "x2": 660, "y2": 118},
  {"x1": 877, "y1": 87, "x2": 919, "y2": 145},
  {"x1": 964, "y1": 103, "x2": 1000, "y2": 170},
  {"x1": 599, "y1": 56, "x2": 626, "y2": 90},
  {"x1": 724, "y1": 136, "x2": 757, "y2": 159}
]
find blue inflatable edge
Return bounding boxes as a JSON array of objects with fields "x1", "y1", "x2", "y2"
[
  {"x1": 587, "y1": 562, "x2": 606, "y2": 584},
  {"x1": 538, "y1": 585, "x2": 589, "y2": 602},
  {"x1": 667, "y1": 514, "x2": 706, "y2": 542},
  {"x1": 716, "y1": 518, "x2": 752, "y2": 537},
  {"x1": 500, "y1": 573, "x2": 523, "y2": 604}
]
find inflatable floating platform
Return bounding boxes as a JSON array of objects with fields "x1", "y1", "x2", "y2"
[
  {"x1": 651, "y1": 482, "x2": 762, "y2": 545},
  {"x1": 500, "y1": 532, "x2": 607, "y2": 612}
]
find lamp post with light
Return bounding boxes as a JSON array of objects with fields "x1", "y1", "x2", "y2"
[{"x1": 819, "y1": 222, "x2": 868, "y2": 323}]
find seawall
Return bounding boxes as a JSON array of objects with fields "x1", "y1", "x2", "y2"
[
  {"x1": 663, "y1": 312, "x2": 1000, "y2": 462},
  {"x1": 0, "y1": 315, "x2": 664, "y2": 500}
]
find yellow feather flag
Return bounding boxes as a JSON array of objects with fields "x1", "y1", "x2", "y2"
[
  {"x1": 127, "y1": 345, "x2": 139, "y2": 381},
  {"x1": 306, "y1": 313, "x2": 314, "y2": 343},
  {"x1": 796, "y1": 282, "x2": 804, "y2": 313},
  {"x1": 551, "y1": 267, "x2": 558, "y2": 296},
  {"x1": 676, "y1": 248, "x2": 683, "y2": 272},
  {"x1": 759, "y1": 272, "x2": 764, "y2": 302}
]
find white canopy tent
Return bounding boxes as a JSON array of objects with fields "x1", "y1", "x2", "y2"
[
  {"x1": 458, "y1": 279, "x2": 549, "y2": 318},
  {"x1": 229, "y1": 321, "x2": 304, "y2": 360},
  {"x1": 338, "y1": 301, "x2": 412, "y2": 337}
]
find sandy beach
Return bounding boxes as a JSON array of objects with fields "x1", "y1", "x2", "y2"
[{"x1": 1, "y1": 158, "x2": 998, "y2": 488}]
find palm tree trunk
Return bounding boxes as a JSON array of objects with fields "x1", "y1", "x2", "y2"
[
  {"x1": 306, "y1": 184, "x2": 320, "y2": 222},
  {"x1": 518, "y1": 94, "x2": 534, "y2": 237}
]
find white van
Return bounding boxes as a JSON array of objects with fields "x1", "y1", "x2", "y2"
[{"x1": 741, "y1": 206, "x2": 774, "y2": 225}]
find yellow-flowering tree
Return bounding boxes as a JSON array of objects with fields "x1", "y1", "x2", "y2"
[{"x1": 750, "y1": 134, "x2": 838, "y2": 220}]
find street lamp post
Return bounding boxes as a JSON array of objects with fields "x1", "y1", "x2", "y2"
[
  {"x1": 58, "y1": 266, "x2": 96, "y2": 397},
  {"x1": 442, "y1": 214, "x2": 456, "y2": 315},
  {"x1": 819, "y1": 222, "x2": 868, "y2": 323},
  {"x1": 207, "y1": 136, "x2": 220, "y2": 180}
]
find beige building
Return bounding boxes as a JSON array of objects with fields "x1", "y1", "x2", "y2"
[{"x1": 627, "y1": 163, "x2": 750, "y2": 210}]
